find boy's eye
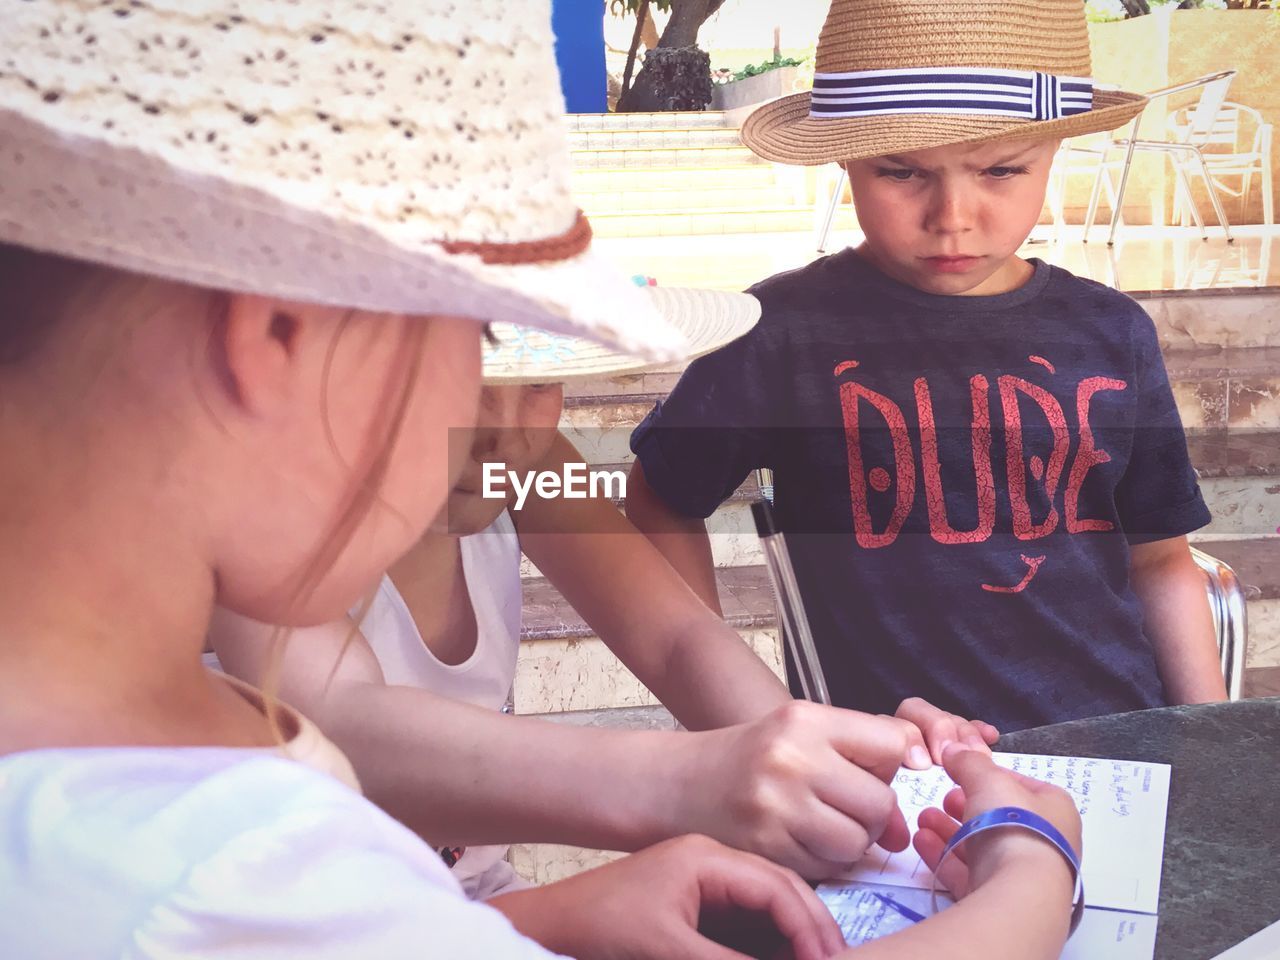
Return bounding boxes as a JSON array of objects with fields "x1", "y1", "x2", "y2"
[
  {"x1": 985, "y1": 165, "x2": 1030, "y2": 179},
  {"x1": 874, "y1": 166, "x2": 918, "y2": 182}
]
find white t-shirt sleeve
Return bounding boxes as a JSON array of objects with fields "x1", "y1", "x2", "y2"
[
  {"x1": 126, "y1": 808, "x2": 562, "y2": 959},
  {"x1": 0, "y1": 750, "x2": 565, "y2": 960}
]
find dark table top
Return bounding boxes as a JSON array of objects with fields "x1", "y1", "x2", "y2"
[{"x1": 997, "y1": 697, "x2": 1280, "y2": 960}]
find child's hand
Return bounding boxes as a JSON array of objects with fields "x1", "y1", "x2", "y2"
[
  {"x1": 914, "y1": 744, "x2": 1082, "y2": 900},
  {"x1": 892, "y1": 697, "x2": 1000, "y2": 767},
  {"x1": 492, "y1": 834, "x2": 846, "y2": 960},
  {"x1": 670, "y1": 701, "x2": 912, "y2": 880}
]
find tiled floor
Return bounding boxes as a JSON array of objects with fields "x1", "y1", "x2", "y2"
[{"x1": 594, "y1": 223, "x2": 1280, "y2": 294}]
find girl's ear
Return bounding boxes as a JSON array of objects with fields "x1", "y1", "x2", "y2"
[{"x1": 216, "y1": 293, "x2": 304, "y2": 416}]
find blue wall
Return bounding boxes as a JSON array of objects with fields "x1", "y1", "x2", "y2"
[{"x1": 552, "y1": 0, "x2": 608, "y2": 114}]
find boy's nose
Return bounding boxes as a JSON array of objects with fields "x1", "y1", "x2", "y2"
[{"x1": 925, "y1": 182, "x2": 974, "y2": 236}]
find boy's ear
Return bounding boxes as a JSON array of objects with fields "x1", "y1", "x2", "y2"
[{"x1": 216, "y1": 293, "x2": 304, "y2": 416}]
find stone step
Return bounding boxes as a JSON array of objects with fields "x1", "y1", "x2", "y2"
[
  {"x1": 587, "y1": 205, "x2": 857, "y2": 239},
  {"x1": 566, "y1": 111, "x2": 733, "y2": 132},
  {"x1": 571, "y1": 144, "x2": 766, "y2": 170},
  {"x1": 572, "y1": 163, "x2": 779, "y2": 196},
  {"x1": 568, "y1": 127, "x2": 744, "y2": 151}
]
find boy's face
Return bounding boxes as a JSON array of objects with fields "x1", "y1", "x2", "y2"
[{"x1": 844, "y1": 138, "x2": 1060, "y2": 297}]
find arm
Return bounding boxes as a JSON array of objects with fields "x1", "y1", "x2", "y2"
[
  {"x1": 214, "y1": 610, "x2": 916, "y2": 878},
  {"x1": 209, "y1": 607, "x2": 678, "y2": 851},
  {"x1": 1128, "y1": 536, "x2": 1227, "y2": 703},
  {"x1": 519, "y1": 435, "x2": 790, "y2": 730},
  {"x1": 624, "y1": 458, "x2": 724, "y2": 614}
]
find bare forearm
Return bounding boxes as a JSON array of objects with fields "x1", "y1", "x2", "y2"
[
  {"x1": 625, "y1": 461, "x2": 723, "y2": 614},
  {"x1": 1131, "y1": 548, "x2": 1226, "y2": 703},
  {"x1": 657, "y1": 620, "x2": 791, "y2": 729},
  {"x1": 311, "y1": 682, "x2": 683, "y2": 851},
  {"x1": 845, "y1": 861, "x2": 1071, "y2": 960}
]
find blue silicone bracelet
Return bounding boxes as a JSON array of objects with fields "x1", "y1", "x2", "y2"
[{"x1": 930, "y1": 806, "x2": 1085, "y2": 936}]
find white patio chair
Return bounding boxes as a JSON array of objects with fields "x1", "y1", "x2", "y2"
[
  {"x1": 1168, "y1": 100, "x2": 1273, "y2": 229},
  {"x1": 1046, "y1": 135, "x2": 1119, "y2": 243},
  {"x1": 1084, "y1": 69, "x2": 1237, "y2": 246}
]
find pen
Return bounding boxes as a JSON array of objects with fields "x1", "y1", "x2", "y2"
[
  {"x1": 872, "y1": 892, "x2": 926, "y2": 924},
  {"x1": 751, "y1": 484, "x2": 832, "y2": 706}
]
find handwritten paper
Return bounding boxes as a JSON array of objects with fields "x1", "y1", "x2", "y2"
[{"x1": 819, "y1": 752, "x2": 1171, "y2": 958}]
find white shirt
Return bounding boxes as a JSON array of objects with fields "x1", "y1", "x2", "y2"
[
  {"x1": 0, "y1": 749, "x2": 565, "y2": 959},
  {"x1": 359, "y1": 511, "x2": 526, "y2": 898},
  {"x1": 361, "y1": 511, "x2": 522, "y2": 712}
]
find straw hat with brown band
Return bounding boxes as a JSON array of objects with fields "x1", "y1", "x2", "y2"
[
  {"x1": 0, "y1": 0, "x2": 762, "y2": 373},
  {"x1": 741, "y1": 0, "x2": 1149, "y2": 166}
]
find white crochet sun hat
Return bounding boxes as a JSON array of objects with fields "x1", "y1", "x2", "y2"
[{"x1": 0, "y1": 0, "x2": 758, "y2": 368}]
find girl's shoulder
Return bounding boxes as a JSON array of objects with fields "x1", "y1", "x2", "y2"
[{"x1": 0, "y1": 749, "x2": 554, "y2": 957}]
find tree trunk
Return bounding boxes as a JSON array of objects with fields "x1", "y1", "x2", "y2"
[
  {"x1": 621, "y1": 0, "x2": 651, "y2": 99},
  {"x1": 1120, "y1": 0, "x2": 1152, "y2": 15},
  {"x1": 616, "y1": 0, "x2": 724, "y2": 112},
  {"x1": 657, "y1": 0, "x2": 728, "y2": 48}
]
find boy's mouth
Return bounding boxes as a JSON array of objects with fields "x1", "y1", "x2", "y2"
[{"x1": 922, "y1": 255, "x2": 982, "y2": 272}]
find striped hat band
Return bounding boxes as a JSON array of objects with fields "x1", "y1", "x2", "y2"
[{"x1": 809, "y1": 67, "x2": 1093, "y2": 122}]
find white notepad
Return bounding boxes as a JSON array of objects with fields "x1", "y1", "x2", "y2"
[{"x1": 818, "y1": 753, "x2": 1171, "y2": 959}]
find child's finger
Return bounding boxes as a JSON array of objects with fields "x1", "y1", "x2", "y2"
[
  {"x1": 892, "y1": 717, "x2": 932, "y2": 770},
  {"x1": 893, "y1": 698, "x2": 959, "y2": 764},
  {"x1": 917, "y1": 806, "x2": 962, "y2": 850},
  {"x1": 877, "y1": 803, "x2": 911, "y2": 853},
  {"x1": 697, "y1": 854, "x2": 846, "y2": 960},
  {"x1": 913, "y1": 827, "x2": 970, "y2": 899},
  {"x1": 942, "y1": 786, "x2": 966, "y2": 821},
  {"x1": 940, "y1": 741, "x2": 1002, "y2": 792},
  {"x1": 975, "y1": 721, "x2": 1001, "y2": 744},
  {"x1": 955, "y1": 719, "x2": 992, "y2": 753}
]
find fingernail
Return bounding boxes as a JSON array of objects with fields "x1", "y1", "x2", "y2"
[{"x1": 909, "y1": 746, "x2": 931, "y2": 768}]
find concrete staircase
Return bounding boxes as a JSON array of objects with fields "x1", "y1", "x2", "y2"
[{"x1": 567, "y1": 111, "x2": 853, "y2": 238}]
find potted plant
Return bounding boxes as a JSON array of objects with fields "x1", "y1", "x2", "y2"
[{"x1": 711, "y1": 53, "x2": 808, "y2": 112}]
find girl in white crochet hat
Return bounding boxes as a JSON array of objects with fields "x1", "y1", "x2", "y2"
[{"x1": 0, "y1": 1, "x2": 1082, "y2": 958}]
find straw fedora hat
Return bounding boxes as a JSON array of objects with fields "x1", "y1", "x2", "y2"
[
  {"x1": 741, "y1": 0, "x2": 1149, "y2": 166},
  {"x1": 0, "y1": 1, "x2": 758, "y2": 372}
]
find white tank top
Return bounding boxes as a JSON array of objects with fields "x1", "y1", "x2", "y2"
[{"x1": 359, "y1": 511, "x2": 525, "y2": 898}]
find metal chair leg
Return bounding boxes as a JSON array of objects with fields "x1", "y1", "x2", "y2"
[
  {"x1": 817, "y1": 166, "x2": 847, "y2": 254},
  {"x1": 1108, "y1": 133, "x2": 1140, "y2": 246},
  {"x1": 1195, "y1": 148, "x2": 1234, "y2": 243},
  {"x1": 1083, "y1": 160, "x2": 1107, "y2": 243},
  {"x1": 1172, "y1": 158, "x2": 1208, "y2": 239}
]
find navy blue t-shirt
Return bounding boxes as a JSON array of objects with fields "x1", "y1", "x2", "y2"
[{"x1": 631, "y1": 251, "x2": 1211, "y2": 731}]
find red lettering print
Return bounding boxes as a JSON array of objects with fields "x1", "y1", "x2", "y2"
[
  {"x1": 916, "y1": 375, "x2": 995, "y2": 545},
  {"x1": 981, "y1": 555, "x2": 1047, "y2": 594},
  {"x1": 1065, "y1": 376, "x2": 1127, "y2": 533},
  {"x1": 839, "y1": 381, "x2": 916, "y2": 549},
  {"x1": 999, "y1": 376, "x2": 1070, "y2": 541}
]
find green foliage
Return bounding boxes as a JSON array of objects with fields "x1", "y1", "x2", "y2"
[
  {"x1": 722, "y1": 53, "x2": 806, "y2": 84},
  {"x1": 608, "y1": 0, "x2": 672, "y2": 15}
]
